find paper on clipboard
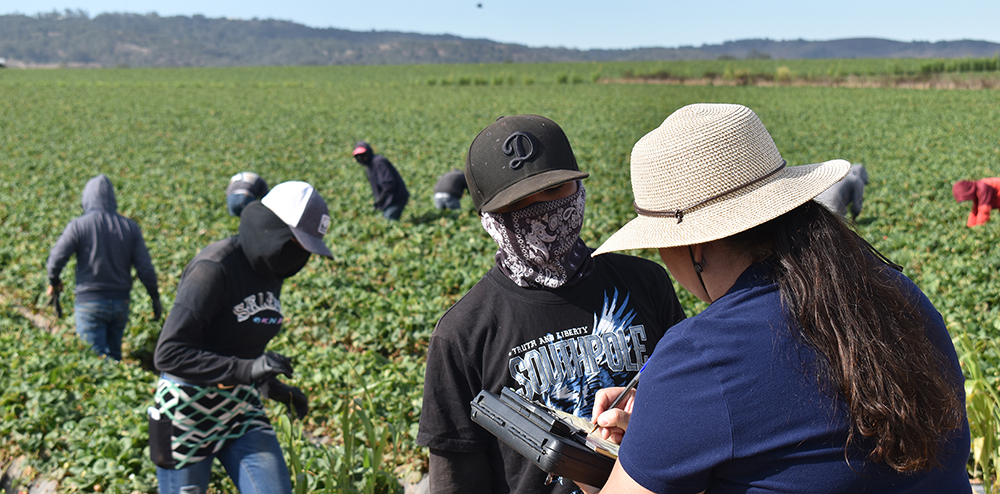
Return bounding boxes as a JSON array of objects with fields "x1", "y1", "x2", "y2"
[
  {"x1": 504, "y1": 391, "x2": 622, "y2": 459},
  {"x1": 550, "y1": 409, "x2": 620, "y2": 458}
]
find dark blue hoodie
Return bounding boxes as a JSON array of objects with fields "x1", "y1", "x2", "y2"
[
  {"x1": 46, "y1": 174, "x2": 159, "y2": 303},
  {"x1": 355, "y1": 141, "x2": 409, "y2": 211}
]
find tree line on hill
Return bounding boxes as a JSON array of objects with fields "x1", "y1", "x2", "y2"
[{"x1": 1, "y1": 10, "x2": 999, "y2": 68}]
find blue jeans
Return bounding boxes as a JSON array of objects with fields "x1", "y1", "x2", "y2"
[
  {"x1": 156, "y1": 428, "x2": 292, "y2": 494},
  {"x1": 227, "y1": 193, "x2": 256, "y2": 217},
  {"x1": 74, "y1": 299, "x2": 130, "y2": 360}
]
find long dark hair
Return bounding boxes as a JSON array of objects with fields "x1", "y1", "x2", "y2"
[{"x1": 725, "y1": 200, "x2": 963, "y2": 472}]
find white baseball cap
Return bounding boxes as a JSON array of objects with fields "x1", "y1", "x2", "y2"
[{"x1": 261, "y1": 181, "x2": 333, "y2": 258}]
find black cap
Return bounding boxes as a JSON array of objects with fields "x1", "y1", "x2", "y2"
[
  {"x1": 225, "y1": 171, "x2": 269, "y2": 199},
  {"x1": 465, "y1": 115, "x2": 588, "y2": 213}
]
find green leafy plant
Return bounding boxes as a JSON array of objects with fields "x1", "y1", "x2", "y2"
[
  {"x1": 775, "y1": 66, "x2": 793, "y2": 82},
  {"x1": 956, "y1": 333, "x2": 1000, "y2": 492},
  {"x1": 2, "y1": 61, "x2": 1000, "y2": 492},
  {"x1": 277, "y1": 359, "x2": 403, "y2": 494}
]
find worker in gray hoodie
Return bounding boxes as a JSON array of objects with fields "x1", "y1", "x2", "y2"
[
  {"x1": 47, "y1": 174, "x2": 162, "y2": 360},
  {"x1": 815, "y1": 163, "x2": 868, "y2": 220}
]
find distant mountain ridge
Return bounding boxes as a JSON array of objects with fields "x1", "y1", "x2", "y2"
[{"x1": 1, "y1": 11, "x2": 998, "y2": 68}]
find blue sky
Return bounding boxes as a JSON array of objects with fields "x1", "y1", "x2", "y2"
[{"x1": 4, "y1": 0, "x2": 999, "y2": 50}]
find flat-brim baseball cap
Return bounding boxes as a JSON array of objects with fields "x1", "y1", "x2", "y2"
[
  {"x1": 594, "y1": 104, "x2": 849, "y2": 254},
  {"x1": 261, "y1": 181, "x2": 333, "y2": 258},
  {"x1": 465, "y1": 115, "x2": 589, "y2": 213}
]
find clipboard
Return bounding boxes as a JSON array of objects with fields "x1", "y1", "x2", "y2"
[{"x1": 470, "y1": 387, "x2": 616, "y2": 486}]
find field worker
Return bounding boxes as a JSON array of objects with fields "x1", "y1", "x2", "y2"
[
  {"x1": 432, "y1": 168, "x2": 468, "y2": 210},
  {"x1": 46, "y1": 174, "x2": 162, "y2": 360},
  {"x1": 583, "y1": 104, "x2": 970, "y2": 494},
  {"x1": 952, "y1": 177, "x2": 1000, "y2": 227},
  {"x1": 814, "y1": 163, "x2": 868, "y2": 220},
  {"x1": 226, "y1": 171, "x2": 269, "y2": 217},
  {"x1": 352, "y1": 141, "x2": 409, "y2": 221},
  {"x1": 417, "y1": 115, "x2": 686, "y2": 494},
  {"x1": 150, "y1": 181, "x2": 333, "y2": 494}
]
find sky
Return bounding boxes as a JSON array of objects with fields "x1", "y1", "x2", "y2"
[{"x1": 4, "y1": 0, "x2": 1000, "y2": 50}]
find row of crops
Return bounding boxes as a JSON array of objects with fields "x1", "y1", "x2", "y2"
[
  {"x1": 612, "y1": 56, "x2": 1000, "y2": 78},
  {"x1": 1, "y1": 62, "x2": 999, "y2": 492}
]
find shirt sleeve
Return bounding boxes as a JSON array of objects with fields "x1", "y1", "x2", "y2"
[
  {"x1": 374, "y1": 158, "x2": 398, "y2": 202},
  {"x1": 974, "y1": 205, "x2": 992, "y2": 226},
  {"x1": 416, "y1": 330, "x2": 490, "y2": 453},
  {"x1": 617, "y1": 329, "x2": 732, "y2": 494},
  {"x1": 153, "y1": 259, "x2": 253, "y2": 384},
  {"x1": 129, "y1": 222, "x2": 159, "y2": 300},
  {"x1": 46, "y1": 220, "x2": 79, "y2": 284},
  {"x1": 972, "y1": 182, "x2": 997, "y2": 226}
]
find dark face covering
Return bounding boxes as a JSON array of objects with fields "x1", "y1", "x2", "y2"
[
  {"x1": 239, "y1": 202, "x2": 312, "y2": 280},
  {"x1": 272, "y1": 240, "x2": 311, "y2": 278},
  {"x1": 480, "y1": 184, "x2": 594, "y2": 288}
]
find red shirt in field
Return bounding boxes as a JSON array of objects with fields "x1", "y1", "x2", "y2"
[{"x1": 953, "y1": 178, "x2": 1000, "y2": 227}]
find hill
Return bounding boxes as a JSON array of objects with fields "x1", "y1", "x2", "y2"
[{"x1": 1, "y1": 10, "x2": 999, "y2": 68}]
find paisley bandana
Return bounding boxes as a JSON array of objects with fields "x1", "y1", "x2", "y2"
[{"x1": 481, "y1": 184, "x2": 594, "y2": 288}]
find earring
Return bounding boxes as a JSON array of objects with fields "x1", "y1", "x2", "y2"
[{"x1": 687, "y1": 245, "x2": 705, "y2": 273}]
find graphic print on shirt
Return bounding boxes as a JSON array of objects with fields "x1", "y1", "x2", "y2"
[
  {"x1": 232, "y1": 291, "x2": 283, "y2": 324},
  {"x1": 507, "y1": 289, "x2": 648, "y2": 418}
]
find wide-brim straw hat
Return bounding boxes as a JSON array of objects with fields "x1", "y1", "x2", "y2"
[{"x1": 594, "y1": 103, "x2": 849, "y2": 255}]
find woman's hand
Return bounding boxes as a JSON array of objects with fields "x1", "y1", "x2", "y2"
[
  {"x1": 581, "y1": 389, "x2": 677, "y2": 494},
  {"x1": 592, "y1": 386, "x2": 635, "y2": 445}
]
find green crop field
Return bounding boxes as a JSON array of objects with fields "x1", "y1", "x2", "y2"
[{"x1": 2, "y1": 62, "x2": 1000, "y2": 492}]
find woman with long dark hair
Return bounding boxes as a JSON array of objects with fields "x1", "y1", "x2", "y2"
[{"x1": 584, "y1": 104, "x2": 970, "y2": 493}]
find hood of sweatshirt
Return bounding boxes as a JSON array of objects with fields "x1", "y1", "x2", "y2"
[
  {"x1": 81, "y1": 174, "x2": 118, "y2": 213},
  {"x1": 353, "y1": 141, "x2": 374, "y2": 165},
  {"x1": 849, "y1": 164, "x2": 869, "y2": 185},
  {"x1": 238, "y1": 201, "x2": 311, "y2": 281},
  {"x1": 953, "y1": 180, "x2": 975, "y2": 202},
  {"x1": 353, "y1": 141, "x2": 373, "y2": 155}
]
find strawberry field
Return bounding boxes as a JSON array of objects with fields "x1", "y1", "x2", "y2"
[{"x1": 1, "y1": 62, "x2": 999, "y2": 492}]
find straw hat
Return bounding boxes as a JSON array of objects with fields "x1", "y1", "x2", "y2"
[{"x1": 593, "y1": 103, "x2": 849, "y2": 255}]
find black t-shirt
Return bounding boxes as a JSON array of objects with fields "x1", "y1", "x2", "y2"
[
  {"x1": 153, "y1": 236, "x2": 284, "y2": 385},
  {"x1": 417, "y1": 253, "x2": 686, "y2": 494}
]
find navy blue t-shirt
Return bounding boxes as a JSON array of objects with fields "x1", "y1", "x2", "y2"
[{"x1": 618, "y1": 262, "x2": 971, "y2": 493}]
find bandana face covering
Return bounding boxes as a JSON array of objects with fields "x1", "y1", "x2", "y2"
[{"x1": 481, "y1": 184, "x2": 593, "y2": 288}]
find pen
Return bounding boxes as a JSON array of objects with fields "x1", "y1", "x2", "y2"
[{"x1": 608, "y1": 361, "x2": 647, "y2": 410}]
